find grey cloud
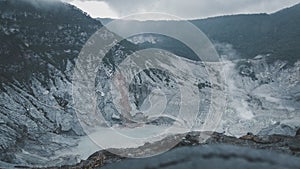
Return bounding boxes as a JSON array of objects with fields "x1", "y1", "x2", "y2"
[
  {"x1": 67, "y1": 0, "x2": 300, "y2": 19},
  {"x1": 16, "y1": 0, "x2": 64, "y2": 10}
]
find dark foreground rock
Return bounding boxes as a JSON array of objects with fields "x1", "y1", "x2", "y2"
[
  {"x1": 100, "y1": 145, "x2": 300, "y2": 169},
  {"x1": 45, "y1": 131, "x2": 300, "y2": 169},
  {"x1": 296, "y1": 128, "x2": 300, "y2": 136}
]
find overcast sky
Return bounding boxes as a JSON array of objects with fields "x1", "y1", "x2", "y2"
[{"x1": 66, "y1": 0, "x2": 300, "y2": 20}]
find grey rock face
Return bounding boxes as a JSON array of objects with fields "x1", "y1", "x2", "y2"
[{"x1": 217, "y1": 56, "x2": 300, "y2": 137}]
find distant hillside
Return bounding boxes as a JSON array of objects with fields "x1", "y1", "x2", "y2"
[
  {"x1": 98, "y1": 17, "x2": 114, "y2": 25},
  {"x1": 192, "y1": 3, "x2": 300, "y2": 64},
  {"x1": 98, "y1": 3, "x2": 300, "y2": 64}
]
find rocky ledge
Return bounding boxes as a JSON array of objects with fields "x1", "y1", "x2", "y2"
[{"x1": 42, "y1": 129, "x2": 300, "y2": 169}]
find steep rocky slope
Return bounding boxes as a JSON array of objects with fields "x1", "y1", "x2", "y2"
[{"x1": 0, "y1": 0, "x2": 126, "y2": 167}]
